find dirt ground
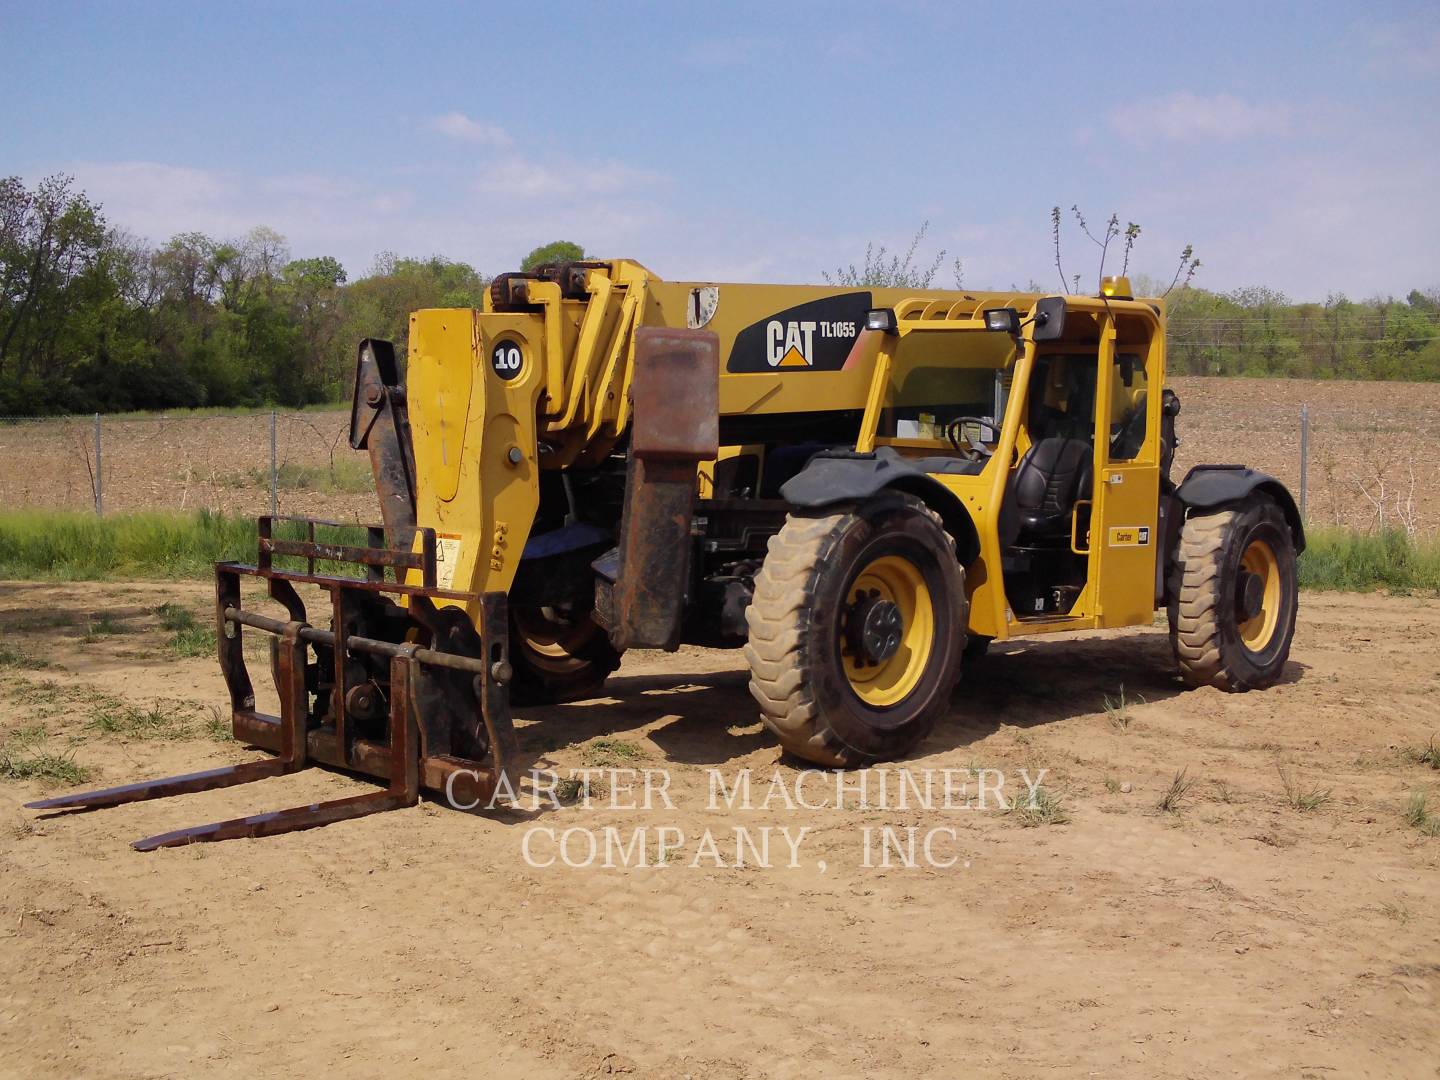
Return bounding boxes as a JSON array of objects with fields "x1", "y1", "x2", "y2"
[
  {"x1": 1, "y1": 581, "x2": 1438, "y2": 1078},
  {"x1": 3, "y1": 376, "x2": 1439, "y2": 533}
]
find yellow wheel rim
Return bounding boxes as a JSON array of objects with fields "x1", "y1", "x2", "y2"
[
  {"x1": 1238, "y1": 539, "x2": 1281, "y2": 651},
  {"x1": 514, "y1": 607, "x2": 596, "y2": 668},
  {"x1": 840, "y1": 555, "x2": 935, "y2": 708}
]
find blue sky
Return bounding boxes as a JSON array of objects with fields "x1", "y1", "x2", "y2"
[{"x1": 3, "y1": 0, "x2": 1437, "y2": 300}]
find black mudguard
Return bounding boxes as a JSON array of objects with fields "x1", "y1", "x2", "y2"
[
  {"x1": 1176, "y1": 465, "x2": 1305, "y2": 553},
  {"x1": 779, "y1": 448, "x2": 981, "y2": 564}
]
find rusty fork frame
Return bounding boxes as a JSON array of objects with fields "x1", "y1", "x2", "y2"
[{"x1": 27, "y1": 516, "x2": 517, "y2": 851}]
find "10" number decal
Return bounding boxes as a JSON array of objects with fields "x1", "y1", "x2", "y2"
[{"x1": 491, "y1": 341, "x2": 523, "y2": 380}]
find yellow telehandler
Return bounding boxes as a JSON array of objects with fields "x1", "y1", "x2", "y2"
[{"x1": 30, "y1": 261, "x2": 1302, "y2": 847}]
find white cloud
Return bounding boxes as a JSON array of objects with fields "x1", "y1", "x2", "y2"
[
  {"x1": 474, "y1": 155, "x2": 666, "y2": 198},
  {"x1": 1107, "y1": 92, "x2": 1291, "y2": 141},
  {"x1": 65, "y1": 161, "x2": 250, "y2": 239},
  {"x1": 54, "y1": 153, "x2": 673, "y2": 282},
  {"x1": 57, "y1": 160, "x2": 417, "y2": 272},
  {"x1": 426, "y1": 111, "x2": 513, "y2": 148}
]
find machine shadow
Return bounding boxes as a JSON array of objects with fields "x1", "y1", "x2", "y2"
[
  {"x1": 930, "y1": 633, "x2": 1309, "y2": 750},
  {"x1": 500, "y1": 626, "x2": 1301, "y2": 778},
  {"x1": 509, "y1": 668, "x2": 770, "y2": 771}
]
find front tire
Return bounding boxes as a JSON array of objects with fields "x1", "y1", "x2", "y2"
[
  {"x1": 744, "y1": 496, "x2": 966, "y2": 767},
  {"x1": 510, "y1": 604, "x2": 623, "y2": 705},
  {"x1": 1169, "y1": 496, "x2": 1298, "y2": 691}
]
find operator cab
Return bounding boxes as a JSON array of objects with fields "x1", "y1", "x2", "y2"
[
  {"x1": 998, "y1": 306, "x2": 1159, "y2": 623},
  {"x1": 999, "y1": 353, "x2": 1100, "y2": 616}
]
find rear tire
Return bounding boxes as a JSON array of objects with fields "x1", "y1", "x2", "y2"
[
  {"x1": 510, "y1": 605, "x2": 623, "y2": 705},
  {"x1": 745, "y1": 496, "x2": 966, "y2": 767},
  {"x1": 1169, "y1": 496, "x2": 1298, "y2": 691}
]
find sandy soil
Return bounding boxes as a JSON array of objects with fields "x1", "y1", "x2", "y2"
[
  {"x1": 1, "y1": 581, "x2": 1438, "y2": 1078},
  {"x1": 4, "y1": 377, "x2": 1439, "y2": 532}
]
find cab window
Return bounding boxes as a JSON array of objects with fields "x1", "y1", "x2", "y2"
[
  {"x1": 1107, "y1": 352, "x2": 1148, "y2": 462},
  {"x1": 1027, "y1": 354, "x2": 1098, "y2": 444}
]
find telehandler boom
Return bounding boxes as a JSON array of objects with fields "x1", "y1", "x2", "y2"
[{"x1": 30, "y1": 260, "x2": 1303, "y2": 847}]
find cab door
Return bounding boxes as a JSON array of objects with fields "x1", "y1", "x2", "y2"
[{"x1": 1089, "y1": 312, "x2": 1162, "y2": 627}]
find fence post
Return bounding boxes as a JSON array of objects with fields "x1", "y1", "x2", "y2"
[
  {"x1": 1298, "y1": 403, "x2": 1309, "y2": 522},
  {"x1": 269, "y1": 409, "x2": 278, "y2": 518},
  {"x1": 93, "y1": 412, "x2": 103, "y2": 516}
]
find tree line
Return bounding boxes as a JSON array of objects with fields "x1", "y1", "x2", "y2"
[
  {"x1": 0, "y1": 175, "x2": 580, "y2": 415},
  {"x1": 1165, "y1": 284, "x2": 1440, "y2": 381},
  {"x1": 2, "y1": 175, "x2": 1437, "y2": 415}
]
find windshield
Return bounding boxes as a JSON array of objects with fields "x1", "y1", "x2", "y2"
[{"x1": 872, "y1": 332, "x2": 1014, "y2": 447}]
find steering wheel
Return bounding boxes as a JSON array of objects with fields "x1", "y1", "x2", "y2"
[{"x1": 945, "y1": 417, "x2": 1000, "y2": 460}]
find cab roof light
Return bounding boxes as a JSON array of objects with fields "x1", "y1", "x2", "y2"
[
  {"x1": 983, "y1": 308, "x2": 1022, "y2": 334},
  {"x1": 865, "y1": 308, "x2": 898, "y2": 334}
]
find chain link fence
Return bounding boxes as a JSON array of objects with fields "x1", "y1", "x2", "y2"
[
  {"x1": 2, "y1": 377, "x2": 1437, "y2": 535},
  {"x1": 0, "y1": 410, "x2": 379, "y2": 523},
  {"x1": 1165, "y1": 377, "x2": 1440, "y2": 536}
]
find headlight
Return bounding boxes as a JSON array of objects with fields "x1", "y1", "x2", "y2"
[
  {"x1": 864, "y1": 308, "x2": 898, "y2": 334},
  {"x1": 983, "y1": 308, "x2": 1020, "y2": 334}
]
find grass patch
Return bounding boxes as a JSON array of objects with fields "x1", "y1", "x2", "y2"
[
  {"x1": 1157, "y1": 767, "x2": 1196, "y2": 814},
  {"x1": 203, "y1": 706, "x2": 232, "y2": 741},
  {"x1": 1404, "y1": 790, "x2": 1440, "y2": 837},
  {"x1": 1103, "y1": 684, "x2": 1142, "y2": 733},
  {"x1": 1, "y1": 723, "x2": 87, "y2": 785},
  {"x1": 0, "y1": 643, "x2": 49, "y2": 670},
  {"x1": 0, "y1": 675, "x2": 120, "y2": 721},
  {"x1": 0, "y1": 510, "x2": 369, "y2": 581},
  {"x1": 1277, "y1": 763, "x2": 1331, "y2": 811},
  {"x1": 552, "y1": 776, "x2": 590, "y2": 803},
  {"x1": 1379, "y1": 901, "x2": 1413, "y2": 925},
  {"x1": 81, "y1": 612, "x2": 132, "y2": 642},
  {"x1": 1006, "y1": 786, "x2": 1070, "y2": 827},
  {"x1": 7, "y1": 722, "x2": 49, "y2": 748},
  {"x1": 155, "y1": 602, "x2": 216, "y2": 658},
  {"x1": 87, "y1": 700, "x2": 195, "y2": 740},
  {"x1": 1299, "y1": 528, "x2": 1440, "y2": 592},
  {"x1": 0, "y1": 743, "x2": 89, "y2": 785},
  {"x1": 1401, "y1": 734, "x2": 1440, "y2": 770},
  {"x1": 226, "y1": 460, "x2": 374, "y2": 495},
  {"x1": 581, "y1": 737, "x2": 644, "y2": 768}
]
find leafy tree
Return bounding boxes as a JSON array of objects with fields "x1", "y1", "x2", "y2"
[
  {"x1": 824, "y1": 221, "x2": 963, "y2": 289},
  {"x1": 331, "y1": 253, "x2": 489, "y2": 389},
  {"x1": 0, "y1": 174, "x2": 108, "y2": 387},
  {"x1": 520, "y1": 240, "x2": 584, "y2": 271}
]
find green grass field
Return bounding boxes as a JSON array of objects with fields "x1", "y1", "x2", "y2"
[
  {"x1": 0, "y1": 511, "x2": 1435, "y2": 592},
  {"x1": 1297, "y1": 527, "x2": 1440, "y2": 592},
  {"x1": 0, "y1": 510, "x2": 368, "y2": 580}
]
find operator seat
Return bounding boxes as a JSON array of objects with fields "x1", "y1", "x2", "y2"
[{"x1": 1005, "y1": 437, "x2": 1094, "y2": 546}]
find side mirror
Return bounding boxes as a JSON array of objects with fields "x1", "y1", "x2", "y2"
[{"x1": 1031, "y1": 297, "x2": 1067, "y2": 342}]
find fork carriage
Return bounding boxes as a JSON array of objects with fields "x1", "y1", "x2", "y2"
[{"x1": 26, "y1": 517, "x2": 517, "y2": 851}]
